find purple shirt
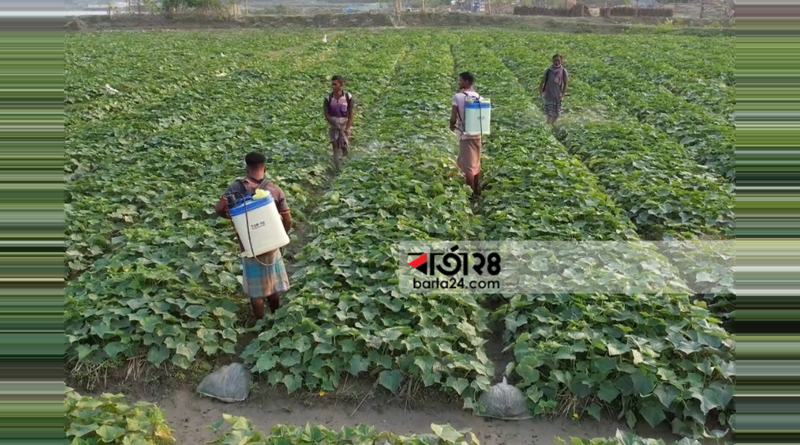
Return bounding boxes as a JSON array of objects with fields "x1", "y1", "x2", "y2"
[{"x1": 325, "y1": 92, "x2": 353, "y2": 118}]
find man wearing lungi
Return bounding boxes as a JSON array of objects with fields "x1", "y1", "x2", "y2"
[
  {"x1": 324, "y1": 75, "x2": 355, "y2": 173},
  {"x1": 539, "y1": 54, "x2": 569, "y2": 126},
  {"x1": 215, "y1": 152, "x2": 293, "y2": 319},
  {"x1": 450, "y1": 71, "x2": 483, "y2": 203}
]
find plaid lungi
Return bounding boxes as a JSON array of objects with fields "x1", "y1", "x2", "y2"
[
  {"x1": 544, "y1": 100, "x2": 562, "y2": 118},
  {"x1": 328, "y1": 117, "x2": 349, "y2": 148},
  {"x1": 241, "y1": 249, "x2": 290, "y2": 299}
]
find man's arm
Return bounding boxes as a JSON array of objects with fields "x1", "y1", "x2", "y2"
[
  {"x1": 272, "y1": 186, "x2": 293, "y2": 233},
  {"x1": 450, "y1": 105, "x2": 459, "y2": 132},
  {"x1": 323, "y1": 96, "x2": 331, "y2": 123},
  {"x1": 539, "y1": 70, "x2": 547, "y2": 93},
  {"x1": 562, "y1": 70, "x2": 569, "y2": 97},
  {"x1": 346, "y1": 94, "x2": 354, "y2": 131},
  {"x1": 214, "y1": 182, "x2": 241, "y2": 219},
  {"x1": 215, "y1": 196, "x2": 230, "y2": 219},
  {"x1": 279, "y1": 211, "x2": 293, "y2": 233}
]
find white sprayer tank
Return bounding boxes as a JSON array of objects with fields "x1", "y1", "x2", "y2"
[
  {"x1": 230, "y1": 194, "x2": 290, "y2": 258},
  {"x1": 464, "y1": 97, "x2": 491, "y2": 136}
]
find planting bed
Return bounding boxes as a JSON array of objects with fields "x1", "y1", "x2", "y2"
[{"x1": 65, "y1": 28, "x2": 734, "y2": 444}]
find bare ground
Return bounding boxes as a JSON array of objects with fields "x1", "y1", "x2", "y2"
[{"x1": 71, "y1": 371, "x2": 679, "y2": 445}]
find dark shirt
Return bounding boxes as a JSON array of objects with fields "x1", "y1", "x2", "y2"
[{"x1": 542, "y1": 66, "x2": 569, "y2": 103}]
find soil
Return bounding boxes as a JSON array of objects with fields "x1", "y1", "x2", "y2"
[
  {"x1": 78, "y1": 375, "x2": 678, "y2": 445},
  {"x1": 66, "y1": 11, "x2": 732, "y2": 35}
]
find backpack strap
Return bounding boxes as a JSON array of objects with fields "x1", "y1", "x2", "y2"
[
  {"x1": 238, "y1": 177, "x2": 272, "y2": 196},
  {"x1": 328, "y1": 91, "x2": 353, "y2": 104},
  {"x1": 256, "y1": 179, "x2": 273, "y2": 190}
]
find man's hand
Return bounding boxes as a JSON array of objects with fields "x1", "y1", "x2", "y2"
[
  {"x1": 450, "y1": 123, "x2": 456, "y2": 132},
  {"x1": 345, "y1": 127, "x2": 352, "y2": 137}
]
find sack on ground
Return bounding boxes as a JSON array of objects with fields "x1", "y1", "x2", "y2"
[
  {"x1": 477, "y1": 376, "x2": 531, "y2": 420},
  {"x1": 196, "y1": 363, "x2": 252, "y2": 403}
]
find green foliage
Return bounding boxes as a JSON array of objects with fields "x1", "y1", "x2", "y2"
[
  {"x1": 450, "y1": 34, "x2": 734, "y2": 436},
  {"x1": 241, "y1": 34, "x2": 494, "y2": 406},
  {"x1": 66, "y1": 388, "x2": 176, "y2": 445},
  {"x1": 208, "y1": 415, "x2": 481, "y2": 445},
  {"x1": 558, "y1": 430, "x2": 706, "y2": 445},
  {"x1": 64, "y1": 32, "x2": 368, "y2": 367},
  {"x1": 66, "y1": 29, "x2": 734, "y2": 439}
]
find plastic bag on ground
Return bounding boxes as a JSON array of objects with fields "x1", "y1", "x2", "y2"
[
  {"x1": 196, "y1": 363, "x2": 252, "y2": 403},
  {"x1": 477, "y1": 376, "x2": 531, "y2": 420}
]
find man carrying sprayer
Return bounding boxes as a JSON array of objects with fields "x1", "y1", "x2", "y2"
[
  {"x1": 324, "y1": 75, "x2": 355, "y2": 173},
  {"x1": 450, "y1": 72, "x2": 483, "y2": 203},
  {"x1": 539, "y1": 54, "x2": 569, "y2": 126},
  {"x1": 214, "y1": 152, "x2": 293, "y2": 320}
]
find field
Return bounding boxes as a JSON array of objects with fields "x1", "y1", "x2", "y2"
[{"x1": 65, "y1": 29, "x2": 735, "y2": 445}]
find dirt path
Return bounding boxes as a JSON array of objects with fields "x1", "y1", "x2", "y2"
[{"x1": 145, "y1": 387, "x2": 678, "y2": 444}]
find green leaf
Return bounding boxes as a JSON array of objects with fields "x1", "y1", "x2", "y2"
[
  {"x1": 348, "y1": 355, "x2": 369, "y2": 376},
  {"x1": 66, "y1": 423, "x2": 99, "y2": 438},
  {"x1": 698, "y1": 386, "x2": 733, "y2": 414},
  {"x1": 516, "y1": 356, "x2": 541, "y2": 383},
  {"x1": 282, "y1": 374, "x2": 302, "y2": 394},
  {"x1": 640, "y1": 401, "x2": 667, "y2": 428},
  {"x1": 597, "y1": 381, "x2": 620, "y2": 403},
  {"x1": 122, "y1": 434, "x2": 151, "y2": 445},
  {"x1": 631, "y1": 370, "x2": 656, "y2": 396},
  {"x1": 653, "y1": 384, "x2": 680, "y2": 408},
  {"x1": 95, "y1": 425, "x2": 126, "y2": 442},
  {"x1": 185, "y1": 305, "x2": 206, "y2": 318},
  {"x1": 146, "y1": 345, "x2": 170, "y2": 366},
  {"x1": 446, "y1": 377, "x2": 469, "y2": 395},
  {"x1": 103, "y1": 342, "x2": 127, "y2": 359},
  {"x1": 378, "y1": 369, "x2": 403, "y2": 394},
  {"x1": 587, "y1": 404, "x2": 602, "y2": 421},
  {"x1": 254, "y1": 354, "x2": 277, "y2": 372},
  {"x1": 339, "y1": 339, "x2": 356, "y2": 353},
  {"x1": 431, "y1": 423, "x2": 462, "y2": 442}
]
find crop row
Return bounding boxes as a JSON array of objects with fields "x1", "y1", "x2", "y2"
[
  {"x1": 554, "y1": 37, "x2": 734, "y2": 181},
  {"x1": 65, "y1": 36, "x2": 338, "y2": 273},
  {"x1": 487, "y1": 36, "x2": 734, "y2": 240},
  {"x1": 64, "y1": 34, "x2": 409, "y2": 369},
  {"x1": 453, "y1": 36, "x2": 733, "y2": 436},
  {"x1": 487, "y1": 36, "x2": 735, "y2": 317},
  {"x1": 65, "y1": 31, "x2": 316, "y2": 130},
  {"x1": 447, "y1": 40, "x2": 638, "y2": 242},
  {"x1": 598, "y1": 48, "x2": 733, "y2": 117},
  {"x1": 572, "y1": 34, "x2": 734, "y2": 88},
  {"x1": 241, "y1": 34, "x2": 495, "y2": 403}
]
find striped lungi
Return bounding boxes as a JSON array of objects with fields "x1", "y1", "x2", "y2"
[
  {"x1": 241, "y1": 249, "x2": 290, "y2": 298},
  {"x1": 328, "y1": 117, "x2": 349, "y2": 148},
  {"x1": 544, "y1": 100, "x2": 562, "y2": 118}
]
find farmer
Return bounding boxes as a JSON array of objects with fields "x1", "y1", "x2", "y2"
[
  {"x1": 539, "y1": 54, "x2": 569, "y2": 126},
  {"x1": 450, "y1": 71, "x2": 482, "y2": 202},
  {"x1": 214, "y1": 152, "x2": 293, "y2": 320},
  {"x1": 324, "y1": 75, "x2": 355, "y2": 173}
]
